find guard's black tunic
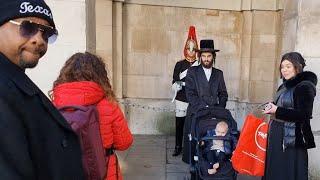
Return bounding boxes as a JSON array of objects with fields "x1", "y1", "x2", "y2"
[{"x1": 172, "y1": 59, "x2": 196, "y2": 102}]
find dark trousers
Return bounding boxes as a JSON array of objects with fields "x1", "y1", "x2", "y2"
[
  {"x1": 191, "y1": 172, "x2": 202, "y2": 180},
  {"x1": 175, "y1": 116, "x2": 185, "y2": 148},
  {"x1": 206, "y1": 150, "x2": 227, "y2": 169}
]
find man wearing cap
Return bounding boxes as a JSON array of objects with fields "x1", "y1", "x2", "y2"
[
  {"x1": 171, "y1": 26, "x2": 199, "y2": 156},
  {"x1": 182, "y1": 39, "x2": 228, "y2": 178},
  {"x1": 0, "y1": 0, "x2": 84, "y2": 179}
]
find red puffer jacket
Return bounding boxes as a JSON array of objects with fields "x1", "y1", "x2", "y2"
[{"x1": 52, "y1": 81, "x2": 133, "y2": 180}]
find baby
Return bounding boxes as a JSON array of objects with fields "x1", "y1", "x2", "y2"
[{"x1": 201, "y1": 121, "x2": 229, "y2": 175}]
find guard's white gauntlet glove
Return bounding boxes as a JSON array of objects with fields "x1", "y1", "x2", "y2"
[{"x1": 172, "y1": 81, "x2": 183, "y2": 91}]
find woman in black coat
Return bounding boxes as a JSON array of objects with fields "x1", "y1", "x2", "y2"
[{"x1": 262, "y1": 52, "x2": 317, "y2": 180}]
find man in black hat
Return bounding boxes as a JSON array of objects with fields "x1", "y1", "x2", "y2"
[
  {"x1": 0, "y1": 0, "x2": 84, "y2": 179},
  {"x1": 185, "y1": 39, "x2": 228, "y2": 113},
  {"x1": 182, "y1": 39, "x2": 228, "y2": 179}
]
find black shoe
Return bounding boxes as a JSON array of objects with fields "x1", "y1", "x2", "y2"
[{"x1": 172, "y1": 147, "x2": 182, "y2": 156}]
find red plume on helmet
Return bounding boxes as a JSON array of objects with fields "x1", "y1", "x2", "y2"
[{"x1": 183, "y1": 26, "x2": 198, "y2": 62}]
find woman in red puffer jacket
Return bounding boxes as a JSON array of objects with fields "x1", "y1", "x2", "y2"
[{"x1": 51, "y1": 52, "x2": 133, "y2": 180}]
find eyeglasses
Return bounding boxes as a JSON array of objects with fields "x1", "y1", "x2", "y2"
[{"x1": 9, "y1": 20, "x2": 58, "y2": 44}]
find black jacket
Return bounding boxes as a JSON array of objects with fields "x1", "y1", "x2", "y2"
[
  {"x1": 275, "y1": 71, "x2": 317, "y2": 149},
  {"x1": 172, "y1": 59, "x2": 195, "y2": 102},
  {"x1": 185, "y1": 65, "x2": 228, "y2": 112},
  {"x1": 0, "y1": 53, "x2": 84, "y2": 180},
  {"x1": 182, "y1": 65, "x2": 228, "y2": 163}
]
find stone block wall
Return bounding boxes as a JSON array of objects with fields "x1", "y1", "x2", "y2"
[{"x1": 122, "y1": 3, "x2": 283, "y2": 132}]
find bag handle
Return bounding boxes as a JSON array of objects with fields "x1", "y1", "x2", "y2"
[{"x1": 104, "y1": 145, "x2": 119, "y2": 180}]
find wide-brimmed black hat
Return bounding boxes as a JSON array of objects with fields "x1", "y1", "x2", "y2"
[{"x1": 197, "y1": 39, "x2": 220, "y2": 53}]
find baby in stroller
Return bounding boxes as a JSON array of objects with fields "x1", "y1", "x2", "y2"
[
  {"x1": 190, "y1": 107, "x2": 238, "y2": 179},
  {"x1": 200, "y1": 121, "x2": 232, "y2": 174},
  {"x1": 200, "y1": 121, "x2": 237, "y2": 175}
]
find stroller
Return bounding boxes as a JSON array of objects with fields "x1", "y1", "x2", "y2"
[{"x1": 189, "y1": 106, "x2": 239, "y2": 180}]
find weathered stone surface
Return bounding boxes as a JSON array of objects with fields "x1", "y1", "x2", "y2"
[
  {"x1": 251, "y1": 35, "x2": 277, "y2": 58},
  {"x1": 239, "y1": 80, "x2": 250, "y2": 101},
  {"x1": 249, "y1": 59, "x2": 276, "y2": 81},
  {"x1": 252, "y1": 0, "x2": 279, "y2": 10},
  {"x1": 296, "y1": 16, "x2": 320, "y2": 57},
  {"x1": 281, "y1": 17, "x2": 298, "y2": 53},
  {"x1": 241, "y1": 35, "x2": 252, "y2": 58},
  {"x1": 252, "y1": 11, "x2": 279, "y2": 35},
  {"x1": 248, "y1": 81, "x2": 274, "y2": 103},
  {"x1": 300, "y1": 0, "x2": 320, "y2": 17},
  {"x1": 131, "y1": 29, "x2": 152, "y2": 53},
  {"x1": 96, "y1": 0, "x2": 112, "y2": 26},
  {"x1": 122, "y1": 98, "x2": 175, "y2": 134},
  {"x1": 96, "y1": 26, "x2": 113, "y2": 52},
  {"x1": 240, "y1": 58, "x2": 251, "y2": 80}
]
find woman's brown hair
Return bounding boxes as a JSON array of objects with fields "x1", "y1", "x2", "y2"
[
  {"x1": 52, "y1": 52, "x2": 116, "y2": 101},
  {"x1": 279, "y1": 52, "x2": 306, "y2": 79}
]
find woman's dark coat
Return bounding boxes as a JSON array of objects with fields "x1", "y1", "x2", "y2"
[
  {"x1": 263, "y1": 71, "x2": 317, "y2": 180},
  {"x1": 274, "y1": 71, "x2": 317, "y2": 149},
  {"x1": 182, "y1": 65, "x2": 228, "y2": 163},
  {"x1": 0, "y1": 53, "x2": 84, "y2": 180}
]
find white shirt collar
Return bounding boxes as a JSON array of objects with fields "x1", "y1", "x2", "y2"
[{"x1": 202, "y1": 66, "x2": 212, "y2": 81}]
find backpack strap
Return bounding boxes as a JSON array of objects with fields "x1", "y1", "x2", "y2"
[
  {"x1": 104, "y1": 146, "x2": 119, "y2": 180},
  {"x1": 115, "y1": 152, "x2": 119, "y2": 180}
]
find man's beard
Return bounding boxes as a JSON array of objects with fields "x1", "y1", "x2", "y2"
[
  {"x1": 19, "y1": 58, "x2": 39, "y2": 69},
  {"x1": 201, "y1": 59, "x2": 214, "y2": 69},
  {"x1": 18, "y1": 49, "x2": 45, "y2": 69}
]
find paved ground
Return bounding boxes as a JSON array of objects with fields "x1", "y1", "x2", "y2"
[{"x1": 117, "y1": 135, "x2": 260, "y2": 180}]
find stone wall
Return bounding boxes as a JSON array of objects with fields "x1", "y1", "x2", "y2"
[{"x1": 123, "y1": 3, "x2": 283, "y2": 133}]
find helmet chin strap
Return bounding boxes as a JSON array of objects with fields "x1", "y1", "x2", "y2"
[{"x1": 186, "y1": 56, "x2": 196, "y2": 62}]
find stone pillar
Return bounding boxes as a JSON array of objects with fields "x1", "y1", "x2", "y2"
[
  {"x1": 86, "y1": 0, "x2": 96, "y2": 53},
  {"x1": 237, "y1": 10, "x2": 283, "y2": 127},
  {"x1": 239, "y1": 11, "x2": 253, "y2": 103},
  {"x1": 282, "y1": 0, "x2": 320, "y2": 178},
  {"x1": 113, "y1": 1, "x2": 124, "y2": 98},
  {"x1": 95, "y1": 0, "x2": 113, "y2": 84}
]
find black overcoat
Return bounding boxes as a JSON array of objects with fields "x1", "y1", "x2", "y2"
[
  {"x1": 182, "y1": 65, "x2": 228, "y2": 163},
  {"x1": 0, "y1": 53, "x2": 84, "y2": 180}
]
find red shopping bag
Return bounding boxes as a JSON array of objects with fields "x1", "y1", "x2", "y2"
[{"x1": 231, "y1": 113, "x2": 268, "y2": 176}]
